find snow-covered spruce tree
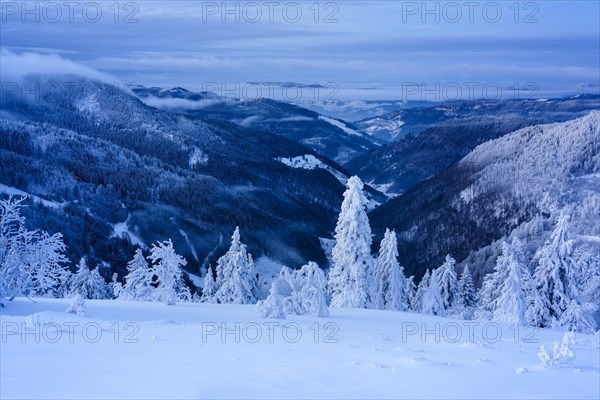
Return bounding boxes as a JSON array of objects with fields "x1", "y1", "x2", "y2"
[
  {"x1": 294, "y1": 262, "x2": 329, "y2": 317},
  {"x1": 420, "y1": 270, "x2": 446, "y2": 316},
  {"x1": 110, "y1": 273, "x2": 122, "y2": 299},
  {"x1": 405, "y1": 275, "x2": 417, "y2": 311},
  {"x1": 200, "y1": 265, "x2": 217, "y2": 303},
  {"x1": 69, "y1": 258, "x2": 111, "y2": 300},
  {"x1": 458, "y1": 264, "x2": 476, "y2": 309},
  {"x1": 0, "y1": 196, "x2": 69, "y2": 303},
  {"x1": 214, "y1": 227, "x2": 259, "y2": 304},
  {"x1": 257, "y1": 278, "x2": 287, "y2": 319},
  {"x1": 412, "y1": 269, "x2": 431, "y2": 311},
  {"x1": 486, "y1": 239, "x2": 531, "y2": 325},
  {"x1": 437, "y1": 255, "x2": 459, "y2": 312},
  {"x1": 375, "y1": 229, "x2": 408, "y2": 311},
  {"x1": 531, "y1": 214, "x2": 581, "y2": 327},
  {"x1": 329, "y1": 176, "x2": 376, "y2": 309},
  {"x1": 573, "y1": 247, "x2": 600, "y2": 329},
  {"x1": 148, "y1": 239, "x2": 190, "y2": 305},
  {"x1": 121, "y1": 248, "x2": 154, "y2": 301}
]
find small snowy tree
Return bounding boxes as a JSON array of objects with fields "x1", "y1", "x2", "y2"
[
  {"x1": 200, "y1": 265, "x2": 217, "y2": 303},
  {"x1": 28, "y1": 232, "x2": 70, "y2": 297},
  {"x1": 437, "y1": 255, "x2": 459, "y2": 312},
  {"x1": 531, "y1": 214, "x2": 581, "y2": 327},
  {"x1": 214, "y1": 227, "x2": 259, "y2": 304},
  {"x1": 293, "y1": 262, "x2": 329, "y2": 317},
  {"x1": 66, "y1": 294, "x2": 86, "y2": 316},
  {"x1": 257, "y1": 278, "x2": 287, "y2": 319},
  {"x1": 405, "y1": 275, "x2": 417, "y2": 311},
  {"x1": 148, "y1": 239, "x2": 190, "y2": 305},
  {"x1": 458, "y1": 264, "x2": 476, "y2": 308},
  {"x1": 539, "y1": 331, "x2": 576, "y2": 368},
  {"x1": 558, "y1": 300, "x2": 597, "y2": 334},
  {"x1": 329, "y1": 176, "x2": 376, "y2": 309},
  {"x1": 420, "y1": 270, "x2": 446, "y2": 316},
  {"x1": 375, "y1": 229, "x2": 408, "y2": 311},
  {"x1": 121, "y1": 249, "x2": 154, "y2": 301},
  {"x1": 413, "y1": 269, "x2": 431, "y2": 312},
  {"x1": 110, "y1": 273, "x2": 123, "y2": 299},
  {"x1": 69, "y1": 258, "x2": 111, "y2": 300}
]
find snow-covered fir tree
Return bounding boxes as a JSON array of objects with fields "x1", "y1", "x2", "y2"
[
  {"x1": 436, "y1": 255, "x2": 459, "y2": 312},
  {"x1": 69, "y1": 258, "x2": 111, "y2": 299},
  {"x1": 413, "y1": 269, "x2": 431, "y2": 311},
  {"x1": 121, "y1": 248, "x2": 154, "y2": 301},
  {"x1": 420, "y1": 270, "x2": 446, "y2": 316},
  {"x1": 148, "y1": 239, "x2": 190, "y2": 305},
  {"x1": 0, "y1": 196, "x2": 69, "y2": 303},
  {"x1": 405, "y1": 275, "x2": 417, "y2": 311},
  {"x1": 110, "y1": 273, "x2": 123, "y2": 298},
  {"x1": 257, "y1": 278, "x2": 286, "y2": 319},
  {"x1": 482, "y1": 239, "x2": 531, "y2": 325},
  {"x1": 457, "y1": 264, "x2": 476, "y2": 309},
  {"x1": 200, "y1": 265, "x2": 217, "y2": 303},
  {"x1": 531, "y1": 214, "x2": 581, "y2": 327},
  {"x1": 329, "y1": 176, "x2": 376, "y2": 309},
  {"x1": 292, "y1": 262, "x2": 329, "y2": 317},
  {"x1": 214, "y1": 227, "x2": 259, "y2": 304},
  {"x1": 375, "y1": 229, "x2": 408, "y2": 311}
]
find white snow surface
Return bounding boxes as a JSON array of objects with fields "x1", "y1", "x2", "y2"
[
  {"x1": 0, "y1": 184, "x2": 64, "y2": 209},
  {"x1": 111, "y1": 215, "x2": 147, "y2": 249},
  {"x1": 1, "y1": 297, "x2": 598, "y2": 399},
  {"x1": 318, "y1": 115, "x2": 363, "y2": 137}
]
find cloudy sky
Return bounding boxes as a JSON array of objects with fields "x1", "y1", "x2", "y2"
[{"x1": 1, "y1": 0, "x2": 599, "y2": 100}]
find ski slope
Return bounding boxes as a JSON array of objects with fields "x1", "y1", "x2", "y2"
[{"x1": 1, "y1": 298, "x2": 598, "y2": 399}]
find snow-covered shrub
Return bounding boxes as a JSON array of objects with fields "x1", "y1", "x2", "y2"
[
  {"x1": 538, "y1": 331, "x2": 576, "y2": 368},
  {"x1": 66, "y1": 294, "x2": 86, "y2": 315},
  {"x1": 257, "y1": 279, "x2": 286, "y2": 319}
]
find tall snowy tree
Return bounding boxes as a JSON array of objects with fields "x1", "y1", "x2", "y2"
[
  {"x1": 329, "y1": 176, "x2": 376, "y2": 309},
  {"x1": 531, "y1": 214, "x2": 581, "y2": 327},
  {"x1": 420, "y1": 270, "x2": 446, "y2": 316},
  {"x1": 437, "y1": 255, "x2": 459, "y2": 311},
  {"x1": 121, "y1": 249, "x2": 154, "y2": 301},
  {"x1": 405, "y1": 275, "x2": 417, "y2": 311},
  {"x1": 148, "y1": 239, "x2": 190, "y2": 305},
  {"x1": 213, "y1": 227, "x2": 259, "y2": 304},
  {"x1": 69, "y1": 258, "x2": 111, "y2": 300},
  {"x1": 375, "y1": 229, "x2": 408, "y2": 311}
]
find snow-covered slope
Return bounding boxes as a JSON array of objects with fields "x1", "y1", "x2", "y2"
[
  {"x1": 2, "y1": 297, "x2": 598, "y2": 399},
  {"x1": 369, "y1": 111, "x2": 600, "y2": 281}
]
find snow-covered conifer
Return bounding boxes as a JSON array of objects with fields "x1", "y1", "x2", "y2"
[
  {"x1": 69, "y1": 258, "x2": 111, "y2": 299},
  {"x1": 413, "y1": 269, "x2": 431, "y2": 311},
  {"x1": 257, "y1": 278, "x2": 287, "y2": 319},
  {"x1": 375, "y1": 229, "x2": 407, "y2": 311},
  {"x1": 121, "y1": 249, "x2": 154, "y2": 301},
  {"x1": 214, "y1": 227, "x2": 259, "y2": 304},
  {"x1": 531, "y1": 214, "x2": 580, "y2": 327},
  {"x1": 437, "y1": 255, "x2": 459, "y2": 311},
  {"x1": 458, "y1": 264, "x2": 476, "y2": 309},
  {"x1": 294, "y1": 262, "x2": 329, "y2": 317},
  {"x1": 200, "y1": 265, "x2": 217, "y2": 303},
  {"x1": 329, "y1": 176, "x2": 376, "y2": 309},
  {"x1": 405, "y1": 276, "x2": 417, "y2": 311},
  {"x1": 148, "y1": 239, "x2": 190, "y2": 305},
  {"x1": 421, "y1": 270, "x2": 445, "y2": 316}
]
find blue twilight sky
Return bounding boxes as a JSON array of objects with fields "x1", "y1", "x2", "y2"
[{"x1": 1, "y1": 0, "x2": 599, "y2": 100}]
